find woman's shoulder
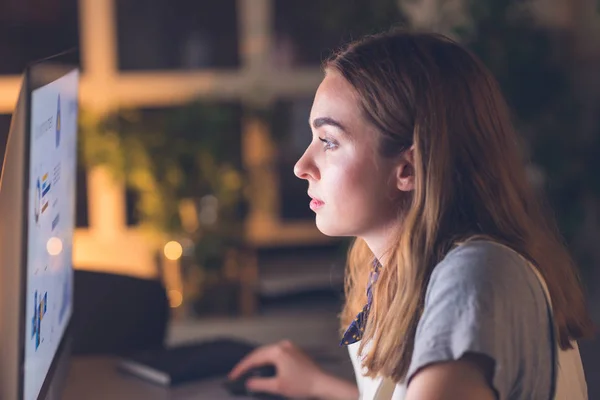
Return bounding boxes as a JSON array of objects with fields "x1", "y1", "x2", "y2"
[
  {"x1": 432, "y1": 240, "x2": 534, "y2": 286},
  {"x1": 425, "y1": 239, "x2": 546, "y2": 308}
]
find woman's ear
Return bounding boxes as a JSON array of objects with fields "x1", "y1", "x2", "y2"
[{"x1": 396, "y1": 147, "x2": 415, "y2": 192}]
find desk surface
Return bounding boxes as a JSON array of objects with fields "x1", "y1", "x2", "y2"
[
  {"x1": 62, "y1": 353, "x2": 355, "y2": 400},
  {"x1": 62, "y1": 311, "x2": 356, "y2": 399},
  {"x1": 62, "y1": 356, "x2": 255, "y2": 400}
]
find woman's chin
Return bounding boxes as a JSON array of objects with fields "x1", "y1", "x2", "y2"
[{"x1": 315, "y1": 217, "x2": 351, "y2": 238}]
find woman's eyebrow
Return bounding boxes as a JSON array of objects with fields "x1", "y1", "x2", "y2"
[{"x1": 310, "y1": 117, "x2": 348, "y2": 133}]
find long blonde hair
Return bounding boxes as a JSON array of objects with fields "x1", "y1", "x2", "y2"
[{"x1": 331, "y1": 30, "x2": 595, "y2": 382}]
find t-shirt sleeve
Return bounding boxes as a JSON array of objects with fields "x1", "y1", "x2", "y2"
[{"x1": 405, "y1": 241, "x2": 553, "y2": 399}]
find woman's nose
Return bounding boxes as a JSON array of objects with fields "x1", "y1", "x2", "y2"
[
  {"x1": 294, "y1": 150, "x2": 319, "y2": 181},
  {"x1": 293, "y1": 158, "x2": 307, "y2": 179}
]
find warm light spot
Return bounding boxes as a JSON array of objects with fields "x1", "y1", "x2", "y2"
[
  {"x1": 179, "y1": 199, "x2": 199, "y2": 233},
  {"x1": 47, "y1": 237, "x2": 63, "y2": 256},
  {"x1": 164, "y1": 241, "x2": 183, "y2": 261},
  {"x1": 168, "y1": 289, "x2": 183, "y2": 308}
]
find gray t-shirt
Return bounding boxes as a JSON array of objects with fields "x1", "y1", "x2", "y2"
[{"x1": 405, "y1": 240, "x2": 554, "y2": 399}]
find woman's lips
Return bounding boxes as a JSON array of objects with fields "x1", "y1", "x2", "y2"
[{"x1": 309, "y1": 198, "x2": 324, "y2": 210}]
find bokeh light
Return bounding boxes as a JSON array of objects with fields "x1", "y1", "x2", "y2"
[
  {"x1": 164, "y1": 240, "x2": 183, "y2": 261},
  {"x1": 168, "y1": 289, "x2": 183, "y2": 308}
]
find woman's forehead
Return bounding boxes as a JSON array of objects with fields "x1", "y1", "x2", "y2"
[{"x1": 310, "y1": 73, "x2": 363, "y2": 127}]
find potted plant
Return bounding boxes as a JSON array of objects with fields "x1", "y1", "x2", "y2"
[{"x1": 79, "y1": 100, "x2": 250, "y2": 316}]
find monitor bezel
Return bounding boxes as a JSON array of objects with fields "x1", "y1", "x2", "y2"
[{"x1": 18, "y1": 51, "x2": 79, "y2": 400}]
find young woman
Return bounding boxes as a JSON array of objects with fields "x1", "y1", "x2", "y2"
[{"x1": 228, "y1": 29, "x2": 595, "y2": 400}]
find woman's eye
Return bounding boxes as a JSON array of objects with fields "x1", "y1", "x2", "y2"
[{"x1": 319, "y1": 137, "x2": 338, "y2": 151}]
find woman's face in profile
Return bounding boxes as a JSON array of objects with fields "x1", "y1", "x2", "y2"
[{"x1": 294, "y1": 70, "x2": 400, "y2": 239}]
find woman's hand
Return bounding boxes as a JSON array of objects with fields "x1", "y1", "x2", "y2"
[
  {"x1": 227, "y1": 339, "x2": 358, "y2": 400},
  {"x1": 228, "y1": 339, "x2": 325, "y2": 399}
]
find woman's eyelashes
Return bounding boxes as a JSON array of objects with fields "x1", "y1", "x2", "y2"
[{"x1": 318, "y1": 136, "x2": 339, "y2": 151}]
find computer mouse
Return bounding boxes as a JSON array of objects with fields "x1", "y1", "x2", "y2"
[{"x1": 223, "y1": 364, "x2": 285, "y2": 399}]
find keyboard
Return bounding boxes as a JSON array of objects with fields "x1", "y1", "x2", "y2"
[{"x1": 118, "y1": 337, "x2": 258, "y2": 386}]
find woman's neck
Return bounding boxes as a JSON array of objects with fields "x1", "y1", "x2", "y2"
[{"x1": 361, "y1": 221, "x2": 403, "y2": 267}]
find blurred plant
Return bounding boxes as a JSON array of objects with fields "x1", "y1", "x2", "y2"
[{"x1": 79, "y1": 100, "x2": 249, "y2": 271}]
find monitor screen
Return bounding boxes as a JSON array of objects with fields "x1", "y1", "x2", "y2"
[{"x1": 23, "y1": 69, "x2": 78, "y2": 400}]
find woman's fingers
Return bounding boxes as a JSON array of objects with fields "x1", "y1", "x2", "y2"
[
  {"x1": 227, "y1": 340, "x2": 328, "y2": 400},
  {"x1": 228, "y1": 344, "x2": 279, "y2": 379}
]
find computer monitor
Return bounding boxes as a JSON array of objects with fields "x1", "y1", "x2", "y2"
[{"x1": 0, "y1": 55, "x2": 79, "y2": 400}]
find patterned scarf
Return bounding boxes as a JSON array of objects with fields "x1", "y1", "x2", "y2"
[{"x1": 340, "y1": 258, "x2": 382, "y2": 346}]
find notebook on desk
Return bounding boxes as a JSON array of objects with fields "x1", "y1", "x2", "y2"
[{"x1": 117, "y1": 337, "x2": 257, "y2": 386}]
